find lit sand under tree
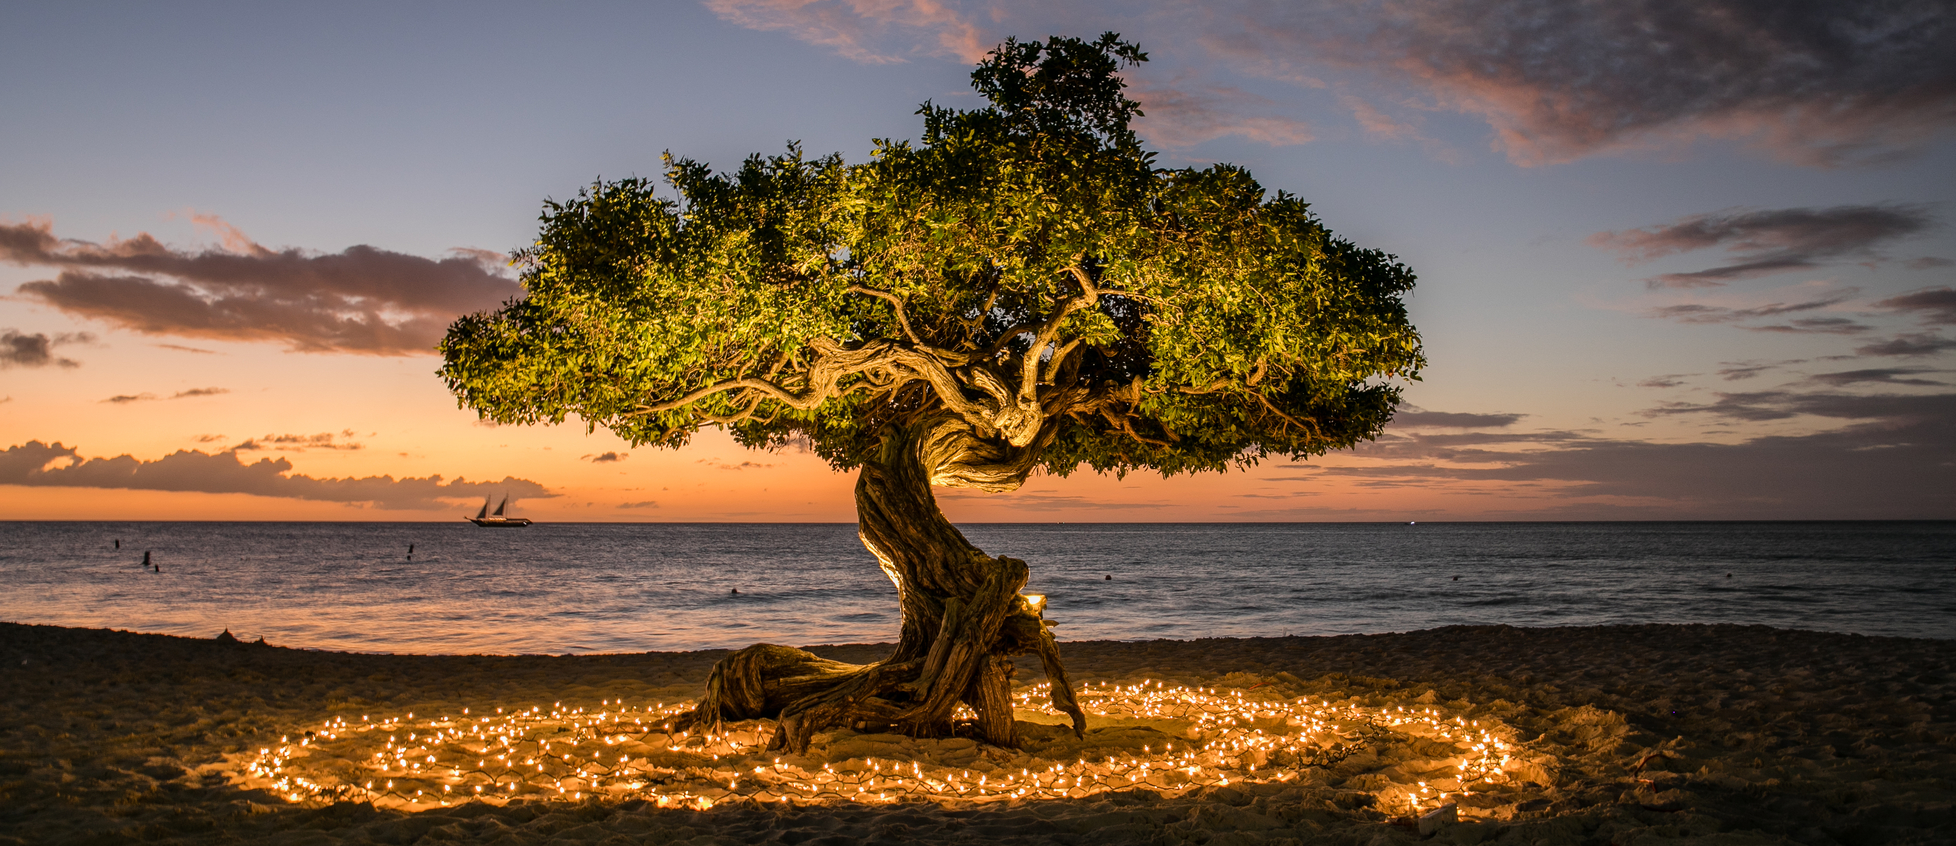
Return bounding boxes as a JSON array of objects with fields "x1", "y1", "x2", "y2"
[
  {"x1": 5, "y1": 622, "x2": 1951, "y2": 844},
  {"x1": 237, "y1": 679, "x2": 1522, "y2": 818}
]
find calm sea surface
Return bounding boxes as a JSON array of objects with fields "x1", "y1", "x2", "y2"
[{"x1": 0, "y1": 522, "x2": 1949, "y2": 653}]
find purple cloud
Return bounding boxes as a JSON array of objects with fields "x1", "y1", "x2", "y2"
[
  {"x1": 1589, "y1": 205, "x2": 1937, "y2": 288},
  {"x1": 1856, "y1": 333, "x2": 1956, "y2": 357},
  {"x1": 1319, "y1": 392, "x2": 1956, "y2": 518},
  {"x1": 1, "y1": 329, "x2": 90, "y2": 369},
  {"x1": 1213, "y1": 0, "x2": 1956, "y2": 166},
  {"x1": 1804, "y1": 368, "x2": 1945, "y2": 387},
  {"x1": 2, "y1": 218, "x2": 520, "y2": 355},
  {"x1": 1391, "y1": 409, "x2": 1523, "y2": 429},
  {"x1": 0, "y1": 440, "x2": 552, "y2": 510},
  {"x1": 1646, "y1": 293, "x2": 1855, "y2": 325},
  {"x1": 709, "y1": 1, "x2": 1956, "y2": 166},
  {"x1": 1876, "y1": 286, "x2": 1956, "y2": 325}
]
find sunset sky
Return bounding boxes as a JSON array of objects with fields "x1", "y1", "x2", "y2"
[{"x1": 3, "y1": 1, "x2": 1952, "y2": 521}]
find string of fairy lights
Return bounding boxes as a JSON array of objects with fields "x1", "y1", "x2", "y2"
[{"x1": 238, "y1": 680, "x2": 1525, "y2": 815}]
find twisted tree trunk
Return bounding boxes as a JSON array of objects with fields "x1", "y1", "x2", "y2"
[{"x1": 676, "y1": 420, "x2": 1085, "y2": 751}]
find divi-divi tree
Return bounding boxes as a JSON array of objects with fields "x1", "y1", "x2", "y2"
[{"x1": 440, "y1": 34, "x2": 1424, "y2": 751}]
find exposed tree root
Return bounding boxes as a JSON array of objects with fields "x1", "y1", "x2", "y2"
[{"x1": 675, "y1": 420, "x2": 1085, "y2": 752}]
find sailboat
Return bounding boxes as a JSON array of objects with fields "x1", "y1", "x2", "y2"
[{"x1": 467, "y1": 494, "x2": 533, "y2": 527}]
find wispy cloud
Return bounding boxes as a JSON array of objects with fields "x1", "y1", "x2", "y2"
[
  {"x1": 1646, "y1": 292, "x2": 1856, "y2": 325},
  {"x1": 1130, "y1": 83, "x2": 1315, "y2": 148},
  {"x1": 2, "y1": 217, "x2": 519, "y2": 355},
  {"x1": 704, "y1": 0, "x2": 986, "y2": 63},
  {"x1": 234, "y1": 431, "x2": 363, "y2": 451},
  {"x1": 696, "y1": 458, "x2": 773, "y2": 470},
  {"x1": 1638, "y1": 374, "x2": 1694, "y2": 389},
  {"x1": 1, "y1": 329, "x2": 91, "y2": 369},
  {"x1": 99, "y1": 387, "x2": 229, "y2": 404},
  {"x1": 1856, "y1": 333, "x2": 1956, "y2": 357},
  {"x1": 584, "y1": 451, "x2": 627, "y2": 463},
  {"x1": 1715, "y1": 361, "x2": 1794, "y2": 381},
  {"x1": 0, "y1": 441, "x2": 552, "y2": 510},
  {"x1": 704, "y1": 3, "x2": 1321, "y2": 150},
  {"x1": 1589, "y1": 205, "x2": 1938, "y2": 288},
  {"x1": 1390, "y1": 408, "x2": 1523, "y2": 429},
  {"x1": 1876, "y1": 286, "x2": 1956, "y2": 325},
  {"x1": 1747, "y1": 317, "x2": 1871, "y2": 335},
  {"x1": 1804, "y1": 368, "x2": 1945, "y2": 387},
  {"x1": 1338, "y1": 94, "x2": 1417, "y2": 140},
  {"x1": 937, "y1": 489, "x2": 1176, "y2": 510},
  {"x1": 1640, "y1": 389, "x2": 1946, "y2": 421}
]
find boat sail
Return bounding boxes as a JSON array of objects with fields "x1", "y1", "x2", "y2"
[{"x1": 467, "y1": 494, "x2": 533, "y2": 527}]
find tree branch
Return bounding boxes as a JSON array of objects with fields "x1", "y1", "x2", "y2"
[
  {"x1": 1041, "y1": 337, "x2": 1084, "y2": 386},
  {"x1": 959, "y1": 277, "x2": 1004, "y2": 345},
  {"x1": 1017, "y1": 266, "x2": 1102, "y2": 400},
  {"x1": 975, "y1": 321, "x2": 1035, "y2": 364},
  {"x1": 1252, "y1": 389, "x2": 1320, "y2": 437},
  {"x1": 627, "y1": 337, "x2": 1014, "y2": 439},
  {"x1": 848, "y1": 284, "x2": 925, "y2": 347}
]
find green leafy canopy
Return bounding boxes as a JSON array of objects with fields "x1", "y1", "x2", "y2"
[{"x1": 440, "y1": 33, "x2": 1424, "y2": 479}]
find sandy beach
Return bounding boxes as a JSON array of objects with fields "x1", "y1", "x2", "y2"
[{"x1": 2, "y1": 622, "x2": 1950, "y2": 845}]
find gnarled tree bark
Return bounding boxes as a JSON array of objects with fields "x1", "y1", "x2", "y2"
[{"x1": 675, "y1": 418, "x2": 1085, "y2": 752}]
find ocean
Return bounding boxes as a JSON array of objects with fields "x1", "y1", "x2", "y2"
[{"x1": 1, "y1": 521, "x2": 1949, "y2": 654}]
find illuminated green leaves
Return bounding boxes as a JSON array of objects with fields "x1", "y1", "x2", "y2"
[{"x1": 439, "y1": 34, "x2": 1423, "y2": 478}]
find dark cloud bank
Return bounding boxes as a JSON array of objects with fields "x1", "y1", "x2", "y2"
[
  {"x1": 1859, "y1": 333, "x2": 1956, "y2": 357},
  {"x1": 1217, "y1": 0, "x2": 1956, "y2": 165},
  {"x1": 1645, "y1": 293, "x2": 1862, "y2": 332},
  {"x1": 1, "y1": 330, "x2": 91, "y2": 369},
  {"x1": 0, "y1": 441, "x2": 551, "y2": 511},
  {"x1": 1343, "y1": 393, "x2": 1956, "y2": 519},
  {"x1": 710, "y1": 0, "x2": 1955, "y2": 165},
  {"x1": 1, "y1": 219, "x2": 519, "y2": 355},
  {"x1": 1589, "y1": 204, "x2": 1939, "y2": 288},
  {"x1": 1878, "y1": 287, "x2": 1956, "y2": 324}
]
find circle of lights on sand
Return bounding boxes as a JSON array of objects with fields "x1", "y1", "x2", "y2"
[{"x1": 238, "y1": 680, "x2": 1538, "y2": 817}]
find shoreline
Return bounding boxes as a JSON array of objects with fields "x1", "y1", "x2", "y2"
[
  {"x1": 4, "y1": 622, "x2": 1951, "y2": 844},
  {"x1": 8, "y1": 518, "x2": 1953, "y2": 522}
]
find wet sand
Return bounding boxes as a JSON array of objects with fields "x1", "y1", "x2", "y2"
[{"x1": 2, "y1": 622, "x2": 1951, "y2": 844}]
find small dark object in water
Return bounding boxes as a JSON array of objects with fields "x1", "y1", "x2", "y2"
[
  {"x1": 142, "y1": 550, "x2": 151, "y2": 567},
  {"x1": 1453, "y1": 576, "x2": 1459, "y2": 581},
  {"x1": 731, "y1": 588, "x2": 739, "y2": 594},
  {"x1": 115, "y1": 539, "x2": 120, "y2": 549},
  {"x1": 1105, "y1": 575, "x2": 1112, "y2": 580},
  {"x1": 1727, "y1": 573, "x2": 1733, "y2": 578}
]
